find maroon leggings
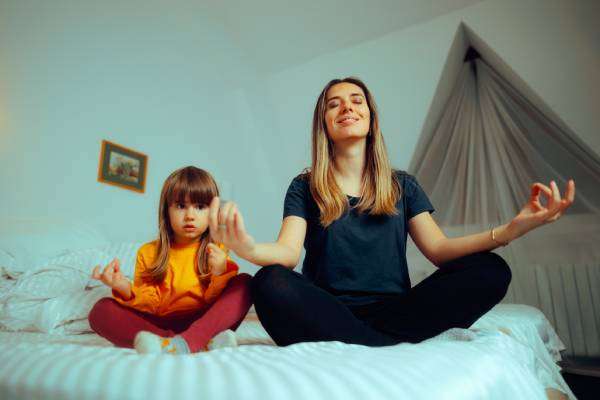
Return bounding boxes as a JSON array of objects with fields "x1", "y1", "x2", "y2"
[{"x1": 88, "y1": 273, "x2": 252, "y2": 352}]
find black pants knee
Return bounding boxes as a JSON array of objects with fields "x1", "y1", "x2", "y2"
[
  {"x1": 251, "y1": 265, "x2": 395, "y2": 347},
  {"x1": 365, "y1": 251, "x2": 512, "y2": 343},
  {"x1": 251, "y1": 252, "x2": 511, "y2": 346}
]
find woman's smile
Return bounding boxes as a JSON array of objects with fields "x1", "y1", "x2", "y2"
[{"x1": 336, "y1": 116, "x2": 359, "y2": 126}]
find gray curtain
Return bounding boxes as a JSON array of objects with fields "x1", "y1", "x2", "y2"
[{"x1": 407, "y1": 58, "x2": 600, "y2": 357}]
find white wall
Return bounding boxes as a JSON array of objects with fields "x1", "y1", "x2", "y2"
[
  {"x1": 1, "y1": 0, "x2": 598, "y2": 274},
  {"x1": 256, "y1": 0, "x2": 600, "y2": 187},
  {"x1": 0, "y1": 1, "x2": 257, "y2": 248}
]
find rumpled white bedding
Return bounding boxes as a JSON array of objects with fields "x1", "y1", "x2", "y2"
[
  {"x1": 0, "y1": 243, "x2": 140, "y2": 333},
  {"x1": 0, "y1": 329, "x2": 559, "y2": 400},
  {"x1": 0, "y1": 242, "x2": 575, "y2": 399}
]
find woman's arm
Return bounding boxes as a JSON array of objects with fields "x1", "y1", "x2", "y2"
[
  {"x1": 408, "y1": 213, "x2": 514, "y2": 266},
  {"x1": 409, "y1": 180, "x2": 575, "y2": 267},
  {"x1": 208, "y1": 197, "x2": 307, "y2": 268},
  {"x1": 246, "y1": 216, "x2": 307, "y2": 268}
]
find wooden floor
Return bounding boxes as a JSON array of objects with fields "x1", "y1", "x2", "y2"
[{"x1": 560, "y1": 356, "x2": 600, "y2": 400}]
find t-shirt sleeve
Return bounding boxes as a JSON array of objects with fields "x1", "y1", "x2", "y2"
[
  {"x1": 403, "y1": 174, "x2": 435, "y2": 220},
  {"x1": 283, "y1": 175, "x2": 310, "y2": 220}
]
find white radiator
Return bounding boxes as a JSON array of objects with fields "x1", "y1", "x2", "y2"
[
  {"x1": 408, "y1": 238, "x2": 600, "y2": 358},
  {"x1": 505, "y1": 263, "x2": 600, "y2": 357}
]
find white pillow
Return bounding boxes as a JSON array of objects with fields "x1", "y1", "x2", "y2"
[
  {"x1": 36, "y1": 286, "x2": 111, "y2": 333},
  {"x1": 0, "y1": 250, "x2": 17, "y2": 278},
  {"x1": 0, "y1": 218, "x2": 109, "y2": 274},
  {"x1": 0, "y1": 283, "x2": 110, "y2": 333}
]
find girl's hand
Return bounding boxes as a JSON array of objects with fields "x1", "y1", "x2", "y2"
[
  {"x1": 508, "y1": 180, "x2": 575, "y2": 240},
  {"x1": 207, "y1": 243, "x2": 227, "y2": 276},
  {"x1": 91, "y1": 258, "x2": 129, "y2": 292},
  {"x1": 208, "y1": 197, "x2": 256, "y2": 261}
]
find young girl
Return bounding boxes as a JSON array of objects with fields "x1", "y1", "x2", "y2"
[{"x1": 88, "y1": 166, "x2": 252, "y2": 355}]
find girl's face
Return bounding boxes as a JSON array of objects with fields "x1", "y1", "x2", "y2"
[
  {"x1": 324, "y1": 82, "x2": 371, "y2": 143},
  {"x1": 168, "y1": 195, "x2": 209, "y2": 244}
]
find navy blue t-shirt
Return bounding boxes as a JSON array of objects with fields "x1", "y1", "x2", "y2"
[{"x1": 283, "y1": 171, "x2": 435, "y2": 306}]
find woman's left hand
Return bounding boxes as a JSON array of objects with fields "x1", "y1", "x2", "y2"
[{"x1": 508, "y1": 179, "x2": 575, "y2": 240}]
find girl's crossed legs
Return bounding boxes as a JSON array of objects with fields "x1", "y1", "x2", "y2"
[{"x1": 89, "y1": 273, "x2": 252, "y2": 352}]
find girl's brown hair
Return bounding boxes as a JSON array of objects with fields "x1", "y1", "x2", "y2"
[
  {"x1": 142, "y1": 166, "x2": 219, "y2": 283},
  {"x1": 309, "y1": 76, "x2": 400, "y2": 226}
]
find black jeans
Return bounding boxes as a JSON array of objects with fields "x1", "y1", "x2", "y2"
[{"x1": 251, "y1": 252, "x2": 511, "y2": 346}]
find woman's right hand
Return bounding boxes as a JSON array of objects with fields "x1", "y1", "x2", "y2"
[
  {"x1": 91, "y1": 258, "x2": 130, "y2": 292},
  {"x1": 209, "y1": 197, "x2": 256, "y2": 261}
]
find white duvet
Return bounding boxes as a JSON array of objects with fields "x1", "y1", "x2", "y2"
[
  {"x1": 0, "y1": 329, "x2": 564, "y2": 400},
  {"x1": 0, "y1": 242, "x2": 575, "y2": 400}
]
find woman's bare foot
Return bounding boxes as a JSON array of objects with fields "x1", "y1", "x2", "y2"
[{"x1": 545, "y1": 388, "x2": 567, "y2": 400}]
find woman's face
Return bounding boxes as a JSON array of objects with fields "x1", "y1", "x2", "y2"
[{"x1": 324, "y1": 82, "x2": 371, "y2": 143}]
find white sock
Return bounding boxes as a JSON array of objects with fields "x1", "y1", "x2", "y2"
[
  {"x1": 207, "y1": 329, "x2": 237, "y2": 350},
  {"x1": 134, "y1": 331, "x2": 190, "y2": 355}
]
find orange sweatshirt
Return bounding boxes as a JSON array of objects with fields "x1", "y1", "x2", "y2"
[{"x1": 113, "y1": 241, "x2": 238, "y2": 316}]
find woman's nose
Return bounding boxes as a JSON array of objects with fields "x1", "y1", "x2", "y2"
[{"x1": 340, "y1": 100, "x2": 353, "y2": 113}]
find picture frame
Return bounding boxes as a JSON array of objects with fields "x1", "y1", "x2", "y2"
[{"x1": 97, "y1": 140, "x2": 148, "y2": 193}]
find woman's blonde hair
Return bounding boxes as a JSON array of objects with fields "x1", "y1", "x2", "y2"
[
  {"x1": 310, "y1": 77, "x2": 400, "y2": 227},
  {"x1": 143, "y1": 166, "x2": 219, "y2": 284}
]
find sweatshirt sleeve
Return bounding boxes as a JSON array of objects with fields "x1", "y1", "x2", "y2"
[
  {"x1": 112, "y1": 247, "x2": 161, "y2": 314},
  {"x1": 203, "y1": 259, "x2": 239, "y2": 304}
]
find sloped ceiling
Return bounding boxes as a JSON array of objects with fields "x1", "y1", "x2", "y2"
[{"x1": 205, "y1": 0, "x2": 483, "y2": 74}]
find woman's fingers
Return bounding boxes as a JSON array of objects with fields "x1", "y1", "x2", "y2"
[
  {"x1": 530, "y1": 183, "x2": 552, "y2": 211},
  {"x1": 547, "y1": 208, "x2": 563, "y2": 222},
  {"x1": 209, "y1": 197, "x2": 221, "y2": 240},
  {"x1": 531, "y1": 183, "x2": 552, "y2": 199},
  {"x1": 549, "y1": 180, "x2": 576, "y2": 221},
  {"x1": 566, "y1": 179, "x2": 576, "y2": 204},
  {"x1": 218, "y1": 201, "x2": 232, "y2": 226},
  {"x1": 544, "y1": 180, "x2": 576, "y2": 223},
  {"x1": 532, "y1": 183, "x2": 551, "y2": 196},
  {"x1": 234, "y1": 210, "x2": 247, "y2": 242},
  {"x1": 569, "y1": 180, "x2": 576, "y2": 201},
  {"x1": 226, "y1": 203, "x2": 237, "y2": 239},
  {"x1": 550, "y1": 181, "x2": 562, "y2": 209}
]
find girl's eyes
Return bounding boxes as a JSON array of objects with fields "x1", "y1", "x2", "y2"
[{"x1": 174, "y1": 203, "x2": 205, "y2": 210}]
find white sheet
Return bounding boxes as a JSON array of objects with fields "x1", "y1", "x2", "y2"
[
  {"x1": 0, "y1": 329, "x2": 551, "y2": 400},
  {"x1": 0, "y1": 241, "x2": 575, "y2": 399},
  {"x1": 236, "y1": 305, "x2": 574, "y2": 398},
  {"x1": 0, "y1": 302, "x2": 576, "y2": 400}
]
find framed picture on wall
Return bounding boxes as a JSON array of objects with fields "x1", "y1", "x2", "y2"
[{"x1": 97, "y1": 140, "x2": 148, "y2": 193}]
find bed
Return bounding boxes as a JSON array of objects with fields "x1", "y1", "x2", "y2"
[{"x1": 0, "y1": 221, "x2": 576, "y2": 400}]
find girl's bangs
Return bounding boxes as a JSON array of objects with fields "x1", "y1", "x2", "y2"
[{"x1": 167, "y1": 172, "x2": 217, "y2": 206}]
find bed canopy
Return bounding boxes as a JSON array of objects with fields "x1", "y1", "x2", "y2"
[{"x1": 407, "y1": 40, "x2": 600, "y2": 356}]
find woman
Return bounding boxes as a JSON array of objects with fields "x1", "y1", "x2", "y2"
[{"x1": 208, "y1": 77, "x2": 575, "y2": 347}]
